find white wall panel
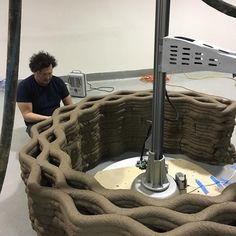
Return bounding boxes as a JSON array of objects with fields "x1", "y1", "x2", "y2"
[{"x1": 1, "y1": 0, "x2": 236, "y2": 79}]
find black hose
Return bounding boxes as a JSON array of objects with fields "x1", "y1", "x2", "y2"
[
  {"x1": 0, "y1": 0, "x2": 22, "y2": 193},
  {"x1": 202, "y1": 0, "x2": 236, "y2": 18}
]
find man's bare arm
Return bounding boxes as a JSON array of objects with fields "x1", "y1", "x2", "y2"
[
  {"x1": 17, "y1": 102, "x2": 50, "y2": 123},
  {"x1": 62, "y1": 95, "x2": 73, "y2": 106}
]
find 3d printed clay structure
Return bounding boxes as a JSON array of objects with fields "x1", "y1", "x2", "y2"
[{"x1": 19, "y1": 90, "x2": 236, "y2": 236}]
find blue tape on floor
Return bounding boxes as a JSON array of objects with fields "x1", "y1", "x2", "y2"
[
  {"x1": 195, "y1": 179, "x2": 208, "y2": 195},
  {"x1": 210, "y1": 176, "x2": 224, "y2": 188},
  {"x1": 220, "y1": 177, "x2": 231, "y2": 185}
]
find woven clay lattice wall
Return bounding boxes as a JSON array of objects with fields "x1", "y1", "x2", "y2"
[{"x1": 19, "y1": 90, "x2": 236, "y2": 236}]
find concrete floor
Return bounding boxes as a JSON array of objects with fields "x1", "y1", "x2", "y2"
[{"x1": 1, "y1": 72, "x2": 236, "y2": 235}]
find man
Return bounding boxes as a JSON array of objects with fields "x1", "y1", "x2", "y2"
[{"x1": 17, "y1": 51, "x2": 72, "y2": 136}]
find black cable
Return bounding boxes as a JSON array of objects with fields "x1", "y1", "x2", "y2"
[
  {"x1": 87, "y1": 82, "x2": 114, "y2": 93},
  {"x1": 165, "y1": 89, "x2": 180, "y2": 122},
  {"x1": 137, "y1": 89, "x2": 180, "y2": 169},
  {"x1": 140, "y1": 124, "x2": 152, "y2": 161}
]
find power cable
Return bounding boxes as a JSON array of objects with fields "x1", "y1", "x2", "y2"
[{"x1": 87, "y1": 81, "x2": 115, "y2": 93}]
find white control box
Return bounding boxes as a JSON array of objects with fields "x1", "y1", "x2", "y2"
[{"x1": 67, "y1": 71, "x2": 87, "y2": 98}]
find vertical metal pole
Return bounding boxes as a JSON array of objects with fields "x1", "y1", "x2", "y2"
[
  {"x1": 139, "y1": 0, "x2": 173, "y2": 193},
  {"x1": 152, "y1": 0, "x2": 170, "y2": 160},
  {"x1": 0, "y1": 0, "x2": 22, "y2": 193}
]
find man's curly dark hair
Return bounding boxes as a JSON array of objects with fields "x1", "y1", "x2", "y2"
[{"x1": 29, "y1": 51, "x2": 57, "y2": 72}]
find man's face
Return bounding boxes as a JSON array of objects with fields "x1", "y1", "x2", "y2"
[{"x1": 34, "y1": 64, "x2": 53, "y2": 86}]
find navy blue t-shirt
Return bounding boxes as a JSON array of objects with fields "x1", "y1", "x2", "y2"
[{"x1": 17, "y1": 75, "x2": 69, "y2": 126}]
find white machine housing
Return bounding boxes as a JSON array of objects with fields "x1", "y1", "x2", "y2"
[{"x1": 162, "y1": 36, "x2": 236, "y2": 74}]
